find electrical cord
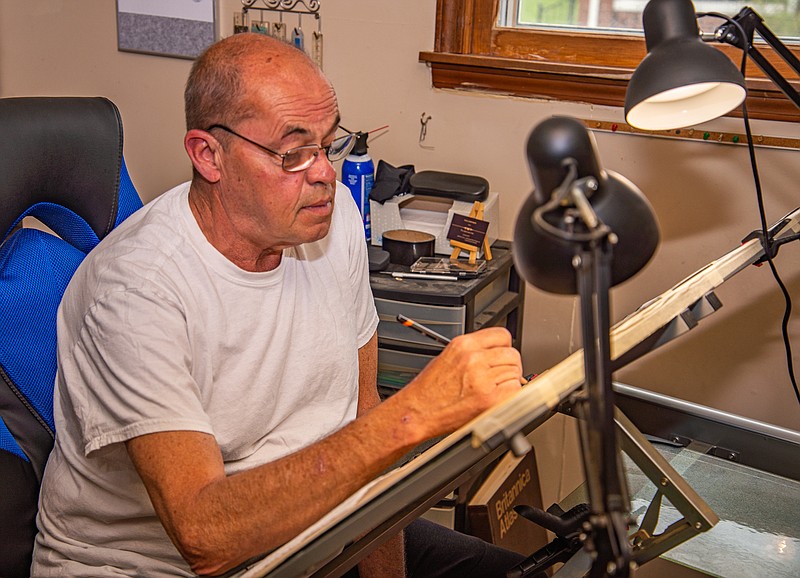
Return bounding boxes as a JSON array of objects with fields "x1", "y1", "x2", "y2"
[
  {"x1": 699, "y1": 12, "x2": 800, "y2": 408},
  {"x1": 738, "y1": 70, "x2": 800, "y2": 408}
]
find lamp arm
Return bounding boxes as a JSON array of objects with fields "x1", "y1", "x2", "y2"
[{"x1": 710, "y1": 7, "x2": 800, "y2": 110}]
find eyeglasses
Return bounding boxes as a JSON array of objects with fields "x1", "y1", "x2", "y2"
[{"x1": 206, "y1": 124, "x2": 356, "y2": 172}]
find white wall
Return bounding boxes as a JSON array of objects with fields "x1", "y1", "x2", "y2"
[{"x1": 2, "y1": 0, "x2": 799, "y2": 505}]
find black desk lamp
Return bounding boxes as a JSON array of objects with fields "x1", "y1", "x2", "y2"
[
  {"x1": 625, "y1": 0, "x2": 800, "y2": 130},
  {"x1": 513, "y1": 116, "x2": 659, "y2": 576},
  {"x1": 514, "y1": 117, "x2": 660, "y2": 294},
  {"x1": 624, "y1": 0, "x2": 747, "y2": 130}
]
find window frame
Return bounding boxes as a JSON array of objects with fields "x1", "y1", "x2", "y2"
[{"x1": 419, "y1": 0, "x2": 800, "y2": 123}]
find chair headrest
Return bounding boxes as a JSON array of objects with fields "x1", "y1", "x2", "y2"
[{"x1": 0, "y1": 97, "x2": 127, "y2": 243}]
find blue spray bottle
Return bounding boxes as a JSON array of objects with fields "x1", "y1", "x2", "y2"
[{"x1": 342, "y1": 132, "x2": 374, "y2": 241}]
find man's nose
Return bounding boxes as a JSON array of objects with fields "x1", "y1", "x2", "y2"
[{"x1": 306, "y1": 150, "x2": 337, "y2": 184}]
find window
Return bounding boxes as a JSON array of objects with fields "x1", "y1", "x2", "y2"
[
  {"x1": 419, "y1": 0, "x2": 800, "y2": 122},
  {"x1": 505, "y1": 0, "x2": 800, "y2": 38}
]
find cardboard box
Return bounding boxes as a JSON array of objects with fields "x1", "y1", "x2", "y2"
[
  {"x1": 370, "y1": 192, "x2": 499, "y2": 256},
  {"x1": 467, "y1": 448, "x2": 548, "y2": 556}
]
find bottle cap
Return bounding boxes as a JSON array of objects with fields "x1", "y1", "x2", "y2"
[{"x1": 352, "y1": 132, "x2": 369, "y2": 155}]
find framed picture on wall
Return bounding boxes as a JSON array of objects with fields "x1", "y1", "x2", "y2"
[{"x1": 116, "y1": 0, "x2": 217, "y2": 60}]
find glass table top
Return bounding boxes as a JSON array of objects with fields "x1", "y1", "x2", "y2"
[{"x1": 567, "y1": 443, "x2": 800, "y2": 577}]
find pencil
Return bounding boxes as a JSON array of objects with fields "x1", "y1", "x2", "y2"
[
  {"x1": 381, "y1": 272, "x2": 459, "y2": 281},
  {"x1": 396, "y1": 314, "x2": 451, "y2": 346}
]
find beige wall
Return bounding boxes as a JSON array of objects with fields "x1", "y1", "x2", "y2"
[{"x1": 2, "y1": 1, "x2": 799, "y2": 507}]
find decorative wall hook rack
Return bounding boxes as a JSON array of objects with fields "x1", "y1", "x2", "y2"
[
  {"x1": 241, "y1": 0, "x2": 320, "y2": 17},
  {"x1": 236, "y1": 0, "x2": 323, "y2": 67}
]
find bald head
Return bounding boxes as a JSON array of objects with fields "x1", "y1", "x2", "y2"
[{"x1": 184, "y1": 33, "x2": 330, "y2": 132}]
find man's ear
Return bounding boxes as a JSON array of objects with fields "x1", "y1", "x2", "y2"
[{"x1": 185, "y1": 129, "x2": 222, "y2": 183}]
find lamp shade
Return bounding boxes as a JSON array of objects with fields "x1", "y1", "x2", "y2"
[
  {"x1": 625, "y1": 0, "x2": 746, "y2": 130},
  {"x1": 513, "y1": 117, "x2": 660, "y2": 295}
]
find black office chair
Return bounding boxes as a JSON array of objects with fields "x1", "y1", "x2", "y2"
[{"x1": 0, "y1": 97, "x2": 143, "y2": 576}]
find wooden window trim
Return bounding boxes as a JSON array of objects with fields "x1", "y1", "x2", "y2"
[{"x1": 419, "y1": 0, "x2": 800, "y2": 123}]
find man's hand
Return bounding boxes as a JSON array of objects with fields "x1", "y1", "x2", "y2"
[{"x1": 390, "y1": 327, "x2": 523, "y2": 442}]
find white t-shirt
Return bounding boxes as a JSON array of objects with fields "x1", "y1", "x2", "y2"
[{"x1": 32, "y1": 181, "x2": 379, "y2": 577}]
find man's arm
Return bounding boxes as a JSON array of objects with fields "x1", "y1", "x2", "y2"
[
  {"x1": 355, "y1": 332, "x2": 405, "y2": 578},
  {"x1": 126, "y1": 327, "x2": 522, "y2": 576},
  {"x1": 357, "y1": 331, "x2": 381, "y2": 417}
]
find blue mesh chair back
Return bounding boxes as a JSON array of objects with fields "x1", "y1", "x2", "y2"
[{"x1": 0, "y1": 97, "x2": 143, "y2": 576}]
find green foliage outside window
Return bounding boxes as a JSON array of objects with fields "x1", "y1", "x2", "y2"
[{"x1": 515, "y1": 0, "x2": 800, "y2": 38}]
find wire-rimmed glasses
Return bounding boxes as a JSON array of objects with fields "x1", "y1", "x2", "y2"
[{"x1": 207, "y1": 124, "x2": 356, "y2": 172}]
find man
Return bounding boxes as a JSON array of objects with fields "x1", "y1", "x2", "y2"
[{"x1": 32, "y1": 34, "x2": 525, "y2": 577}]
